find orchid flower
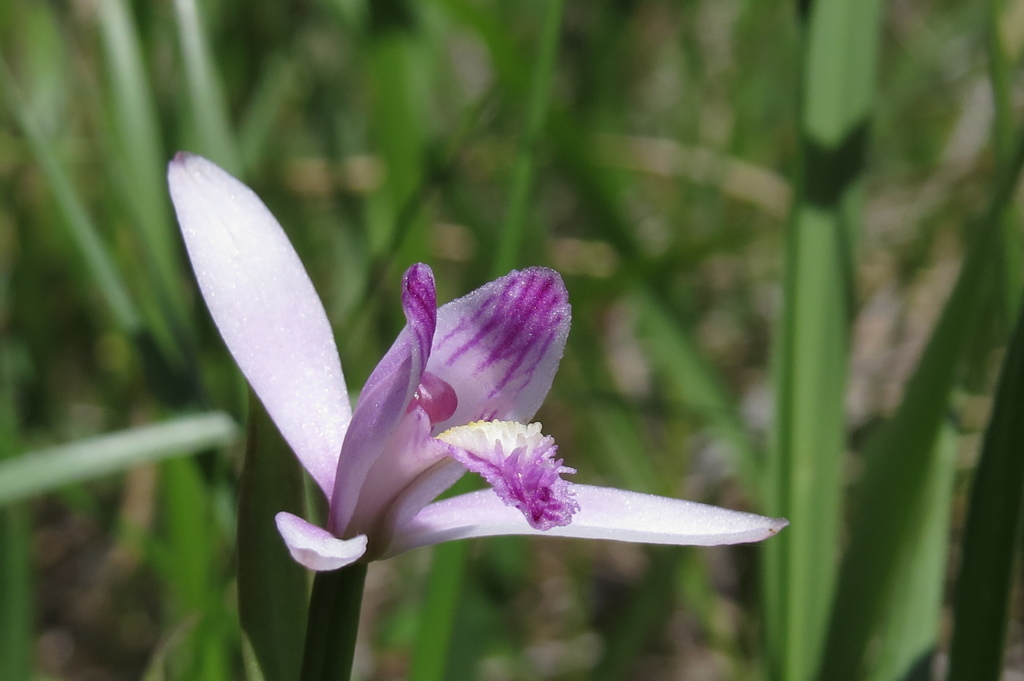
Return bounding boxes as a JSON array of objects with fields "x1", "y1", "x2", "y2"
[{"x1": 168, "y1": 152, "x2": 786, "y2": 572}]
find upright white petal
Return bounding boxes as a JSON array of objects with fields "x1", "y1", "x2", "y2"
[
  {"x1": 169, "y1": 153, "x2": 350, "y2": 496},
  {"x1": 385, "y1": 485, "x2": 787, "y2": 557}
]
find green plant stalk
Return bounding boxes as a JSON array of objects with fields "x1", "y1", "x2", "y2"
[
  {"x1": 766, "y1": 0, "x2": 884, "y2": 678},
  {"x1": 300, "y1": 564, "x2": 368, "y2": 681},
  {"x1": 765, "y1": 206, "x2": 849, "y2": 681},
  {"x1": 493, "y1": 0, "x2": 564, "y2": 276},
  {"x1": 238, "y1": 393, "x2": 309, "y2": 681}
]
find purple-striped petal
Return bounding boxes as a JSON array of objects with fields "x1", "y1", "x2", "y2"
[
  {"x1": 329, "y1": 264, "x2": 437, "y2": 534},
  {"x1": 384, "y1": 485, "x2": 788, "y2": 557},
  {"x1": 168, "y1": 153, "x2": 350, "y2": 497},
  {"x1": 275, "y1": 512, "x2": 368, "y2": 571},
  {"x1": 427, "y1": 268, "x2": 570, "y2": 431}
]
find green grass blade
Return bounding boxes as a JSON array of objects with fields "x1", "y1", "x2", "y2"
[
  {"x1": 238, "y1": 394, "x2": 309, "y2": 681},
  {"x1": 802, "y1": 0, "x2": 884, "y2": 148},
  {"x1": 237, "y1": 57, "x2": 296, "y2": 173},
  {"x1": 991, "y1": 0, "x2": 1023, "y2": 332},
  {"x1": 159, "y1": 456, "x2": 232, "y2": 681},
  {"x1": 867, "y1": 423, "x2": 957, "y2": 681},
  {"x1": 97, "y1": 0, "x2": 184, "y2": 320},
  {"x1": 365, "y1": 27, "x2": 429, "y2": 259},
  {"x1": 0, "y1": 55, "x2": 141, "y2": 334},
  {"x1": 492, "y1": 0, "x2": 563, "y2": 275},
  {"x1": 816, "y1": 127, "x2": 1024, "y2": 681},
  {"x1": 172, "y1": 0, "x2": 240, "y2": 174},
  {"x1": 765, "y1": 0, "x2": 884, "y2": 678},
  {"x1": 946, "y1": 280, "x2": 1024, "y2": 681},
  {"x1": 0, "y1": 412, "x2": 238, "y2": 506},
  {"x1": 988, "y1": 0, "x2": 1014, "y2": 158},
  {"x1": 766, "y1": 206, "x2": 849, "y2": 681}
]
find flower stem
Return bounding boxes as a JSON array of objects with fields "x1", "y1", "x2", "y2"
[{"x1": 300, "y1": 564, "x2": 367, "y2": 681}]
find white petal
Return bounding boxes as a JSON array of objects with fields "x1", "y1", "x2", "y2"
[
  {"x1": 168, "y1": 153, "x2": 350, "y2": 497},
  {"x1": 384, "y1": 484, "x2": 787, "y2": 557},
  {"x1": 275, "y1": 512, "x2": 367, "y2": 571}
]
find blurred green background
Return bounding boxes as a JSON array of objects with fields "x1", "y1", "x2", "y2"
[{"x1": 3, "y1": 0, "x2": 1024, "y2": 680}]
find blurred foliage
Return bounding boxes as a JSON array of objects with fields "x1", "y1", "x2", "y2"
[{"x1": 2, "y1": 0, "x2": 1024, "y2": 680}]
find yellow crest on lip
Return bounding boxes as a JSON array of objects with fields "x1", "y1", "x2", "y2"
[{"x1": 436, "y1": 420, "x2": 547, "y2": 454}]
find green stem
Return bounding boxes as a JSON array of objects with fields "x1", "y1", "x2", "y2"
[
  {"x1": 493, "y1": 0, "x2": 564, "y2": 276},
  {"x1": 300, "y1": 564, "x2": 368, "y2": 681}
]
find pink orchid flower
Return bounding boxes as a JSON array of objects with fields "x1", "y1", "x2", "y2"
[{"x1": 168, "y1": 153, "x2": 786, "y2": 572}]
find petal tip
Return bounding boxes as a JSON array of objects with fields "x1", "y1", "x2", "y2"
[
  {"x1": 168, "y1": 150, "x2": 202, "y2": 175},
  {"x1": 275, "y1": 512, "x2": 368, "y2": 572}
]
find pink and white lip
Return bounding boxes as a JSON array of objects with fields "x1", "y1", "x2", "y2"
[{"x1": 168, "y1": 152, "x2": 788, "y2": 572}]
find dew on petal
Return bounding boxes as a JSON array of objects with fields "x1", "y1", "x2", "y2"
[{"x1": 437, "y1": 421, "x2": 579, "y2": 530}]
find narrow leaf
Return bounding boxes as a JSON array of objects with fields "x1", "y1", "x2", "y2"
[
  {"x1": 0, "y1": 55, "x2": 141, "y2": 334},
  {"x1": 816, "y1": 129, "x2": 1024, "y2": 681},
  {"x1": 946, "y1": 283, "x2": 1024, "y2": 681},
  {"x1": 238, "y1": 393, "x2": 309, "y2": 681},
  {"x1": 0, "y1": 412, "x2": 238, "y2": 506},
  {"x1": 172, "y1": 0, "x2": 240, "y2": 174}
]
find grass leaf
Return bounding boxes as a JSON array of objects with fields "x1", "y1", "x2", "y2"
[
  {"x1": 0, "y1": 412, "x2": 238, "y2": 506},
  {"x1": 946, "y1": 267, "x2": 1024, "y2": 681},
  {"x1": 238, "y1": 394, "x2": 309, "y2": 681}
]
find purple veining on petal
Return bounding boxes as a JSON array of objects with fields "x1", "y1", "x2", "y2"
[
  {"x1": 408, "y1": 371, "x2": 458, "y2": 425},
  {"x1": 441, "y1": 271, "x2": 564, "y2": 397},
  {"x1": 428, "y1": 268, "x2": 571, "y2": 428},
  {"x1": 402, "y1": 263, "x2": 437, "y2": 367}
]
